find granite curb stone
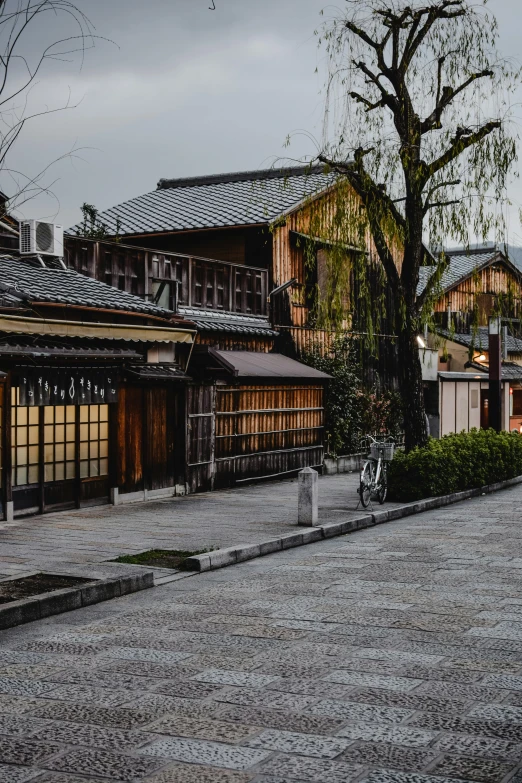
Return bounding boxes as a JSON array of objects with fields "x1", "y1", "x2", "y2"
[
  {"x1": 183, "y1": 475, "x2": 522, "y2": 573},
  {"x1": 0, "y1": 572, "x2": 154, "y2": 630}
]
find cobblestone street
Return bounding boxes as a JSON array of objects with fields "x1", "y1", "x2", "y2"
[
  {"x1": 1, "y1": 486, "x2": 522, "y2": 781},
  {"x1": 0, "y1": 474, "x2": 405, "y2": 578}
]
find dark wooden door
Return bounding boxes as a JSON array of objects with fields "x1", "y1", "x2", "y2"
[
  {"x1": 117, "y1": 384, "x2": 179, "y2": 495},
  {"x1": 145, "y1": 387, "x2": 176, "y2": 490},
  {"x1": 186, "y1": 384, "x2": 215, "y2": 493},
  {"x1": 117, "y1": 386, "x2": 144, "y2": 494}
]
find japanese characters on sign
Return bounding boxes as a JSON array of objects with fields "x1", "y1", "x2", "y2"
[{"x1": 19, "y1": 370, "x2": 118, "y2": 406}]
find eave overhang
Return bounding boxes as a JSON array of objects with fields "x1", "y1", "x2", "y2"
[{"x1": 0, "y1": 313, "x2": 195, "y2": 344}]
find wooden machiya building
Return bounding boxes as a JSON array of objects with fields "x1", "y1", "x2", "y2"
[
  {"x1": 62, "y1": 236, "x2": 330, "y2": 496},
  {"x1": 66, "y1": 165, "x2": 342, "y2": 354},
  {"x1": 65, "y1": 164, "x2": 408, "y2": 387},
  {"x1": 0, "y1": 253, "x2": 197, "y2": 519},
  {"x1": 0, "y1": 249, "x2": 329, "y2": 518},
  {"x1": 415, "y1": 246, "x2": 522, "y2": 437},
  {"x1": 62, "y1": 168, "x2": 522, "y2": 455}
]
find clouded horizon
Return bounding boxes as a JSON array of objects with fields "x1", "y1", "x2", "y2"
[{"x1": 4, "y1": 0, "x2": 522, "y2": 242}]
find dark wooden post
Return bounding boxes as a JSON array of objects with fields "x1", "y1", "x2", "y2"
[
  {"x1": 3, "y1": 375, "x2": 12, "y2": 520},
  {"x1": 74, "y1": 405, "x2": 81, "y2": 508},
  {"x1": 188, "y1": 258, "x2": 193, "y2": 307},
  {"x1": 38, "y1": 406, "x2": 45, "y2": 514},
  {"x1": 489, "y1": 316, "x2": 502, "y2": 432}
]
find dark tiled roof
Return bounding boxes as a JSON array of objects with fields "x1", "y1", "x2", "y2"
[
  {"x1": 125, "y1": 364, "x2": 188, "y2": 381},
  {"x1": 211, "y1": 349, "x2": 331, "y2": 379},
  {"x1": 500, "y1": 362, "x2": 522, "y2": 380},
  {"x1": 438, "y1": 365, "x2": 522, "y2": 381},
  {"x1": 438, "y1": 327, "x2": 522, "y2": 355},
  {"x1": 417, "y1": 249, "x2": 507, "y2": 296},
  {"x1": 0, "y1": 255, "x2": 172, "y2": 317},
  {"x1": 179, "y1": 307, "x2": 277, "y2": 337},
  {"x1": 0, "y1": 334, "x2": 143, "y2": 359},
  {"x1": 68, "y1": 166, "x2": 335, "y2": 236}
]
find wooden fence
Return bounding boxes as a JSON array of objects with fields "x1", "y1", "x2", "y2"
[{"x1": 186, "y1": 383, "x2": 325, "y2": 492}]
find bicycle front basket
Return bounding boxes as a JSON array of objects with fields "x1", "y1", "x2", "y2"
[{"x1": 370, "y1": 442, "x2": 395, "y2": 461}]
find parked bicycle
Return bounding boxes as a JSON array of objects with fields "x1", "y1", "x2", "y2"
[{"x1": 358, "y1": 435, "x2": 396, "y2": 508}]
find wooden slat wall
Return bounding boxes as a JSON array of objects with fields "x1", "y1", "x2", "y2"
[
  {"x1": 434, "y1": 264, "x2": 522, "y2": 323},
  {"x1": 186, "y1": 384, "x2": 215, "y2": 493},
  {"x1": 271, "y1": 184, "x2": 404, "y2": 329},
  {"x1": 117, "y1": 386, "x2": 144, "y2": 493},
  {"x1": 277, "y1": 327, "x2": 335, "y2": 356},
  {"x1": 196, "y1": 334, "x2": 273, "y2": 352},
  {"x1": 213, "y1": 383, "x2": 325, "y2": 487}
]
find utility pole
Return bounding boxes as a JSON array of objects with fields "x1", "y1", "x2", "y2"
[{"x1": 488, "y1": 316, "x2": 502, "y2": 432}]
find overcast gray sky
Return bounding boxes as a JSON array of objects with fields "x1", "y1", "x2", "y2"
[{"x1": 5, "y1": 0, "x2": 522, "y2": 240}]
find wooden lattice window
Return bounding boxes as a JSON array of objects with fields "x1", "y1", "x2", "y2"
[
  {"x1": 246, "y1": 272, "x2": 253, "y2": 312},
  {"x1": 255, "y1": 272, "x2": 263, "y2": 314},
  {"x1": 194, "y1": 264, "x2": 203, "y2": 306},
  {"x1": 44, "y1": 405, "x2": 76, "y2": 482},
  {"x1": 216, "y1": 269, "x2": 224, "y2": 308},
  {"x1": 79, "y1": 404, "x2": 109, "y2": 478},
  {"x1": 11, "y1": 388, "x2": 39, "y2": 486}
]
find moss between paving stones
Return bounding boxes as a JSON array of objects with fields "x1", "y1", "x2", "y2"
[{"x1": 112, "y1": 548, "x2": 217, "y2": 571}]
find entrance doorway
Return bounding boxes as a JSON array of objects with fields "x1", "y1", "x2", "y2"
[{"x1": 11, "y1": 388, "x2": 110, "y2": 515}]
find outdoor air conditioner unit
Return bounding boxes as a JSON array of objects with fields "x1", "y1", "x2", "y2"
[{"x1": 19, "y1": 220, "x2": 64, "y2": 257}]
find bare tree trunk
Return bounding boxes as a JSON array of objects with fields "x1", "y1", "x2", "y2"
[{"x1": 397, "y1": 322, "x2": 428, "y2": 451}]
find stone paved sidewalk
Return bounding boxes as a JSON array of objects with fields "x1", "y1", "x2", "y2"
[
  {"x1": 0, "y1": 473, "x2": 407, "y2": 578},
  {"x1": 0, "y1": 485, "x2": 522, "y2": 781}
]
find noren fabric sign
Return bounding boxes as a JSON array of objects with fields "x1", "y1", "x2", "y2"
[{"x1": 18, "y1": 370, "x2": 118, "y2": 406}]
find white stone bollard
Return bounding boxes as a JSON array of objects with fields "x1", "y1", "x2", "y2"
[{"x1": 298, "y1": 467, "x2": 319, "y2": 526}]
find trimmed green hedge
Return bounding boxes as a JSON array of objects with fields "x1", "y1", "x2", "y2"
[{"x1": 388, "y1": 429, "x2": 522, "y2": 503}]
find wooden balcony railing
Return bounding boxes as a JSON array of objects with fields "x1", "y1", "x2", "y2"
[{"x1": 65, "y1": 236, "x2": 269, "y2": 317}]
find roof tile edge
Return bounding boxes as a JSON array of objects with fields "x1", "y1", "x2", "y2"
[{"x1": 156, "y1": 164, "x2": 326, "y2": 191}]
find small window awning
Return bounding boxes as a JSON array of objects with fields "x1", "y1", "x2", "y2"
[
  {"x1": 125, "y1": 364, "x2": 189, "y2": 381},
  {"x1": 208, "y1": 349, "x2": 331, "y2": 379},
  {"x1": 290, "y1": 231, "x2": 366, "y2": 254}
]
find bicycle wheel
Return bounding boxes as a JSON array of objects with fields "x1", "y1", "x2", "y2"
[
  {"x1": 377, "y1": 463, "x2": 387, "y2": 504},
  {"x1": 359, "y1": 461, "x2": 374, "y2": 508}
]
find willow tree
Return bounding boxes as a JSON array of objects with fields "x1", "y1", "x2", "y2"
[{"x1": 311, "y1": 0, "x2": 519, "y2": 451}]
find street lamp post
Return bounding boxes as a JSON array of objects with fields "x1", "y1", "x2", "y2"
[{"x1": 488, "y1": 316, "x2": 502, "y2": 432}]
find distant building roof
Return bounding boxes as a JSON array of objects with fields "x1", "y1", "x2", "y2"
[
  {"x1": 67, "y1": 165, "x2": 335, "y2": 237},
  {"x1": 417, "y1": 247, "x2": 520, "y2": 296},
  {"x1": 0, "y1": 255, "x2": 173, "y2": 317},
  {"x1": 438, "y1": 327, "x2": 522, "y2": 355},
  {"x1": 438, "y1": 365, "x2": 522, "y2": 381},
  {"x1": 500, "y1": 362, "x2": 522, "y2": 380}
]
